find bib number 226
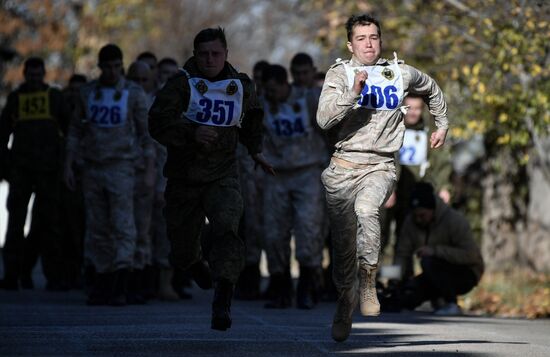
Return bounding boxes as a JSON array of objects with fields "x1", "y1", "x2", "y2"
[{"x1": 196, "y1": 98, "x2": 235, "y2": 125}]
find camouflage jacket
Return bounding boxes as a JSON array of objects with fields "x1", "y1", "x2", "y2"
[
  {"x1": 66, "y1": 78, "x2": 154, "y2": 165},
  {"x1": 317, "y1": 57, "x2": 448, "y2": 165},
  {"x1": 148, "y1": 58, "x2": 263, "y2": 183}
]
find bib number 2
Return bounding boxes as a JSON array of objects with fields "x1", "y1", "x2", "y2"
[
  {"x1": 196, "y1": 98, "x2": 235, "y2": 125},
  {"x1": 359, "y1": 85, "x2": 399, "y2": 109}
]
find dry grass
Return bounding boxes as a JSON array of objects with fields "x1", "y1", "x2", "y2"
[{"x1": 460, "y1": 270, "x2": 550, "y2": 319}]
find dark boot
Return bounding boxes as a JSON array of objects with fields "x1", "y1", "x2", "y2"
[
  {"x1": 190, "y1": 260, "x2": 212, "y2": 290},
  {"x1": 264, "y1": 271, "x2": 293, "y2": 309},
  {"x1": 172, "y1": 267, "x2": 193, "y2": 299},
  {"x1": 142, "y1": 265, "x2": 158, "y2": 300},
  {"x1": 109, "y1": 269, "x2": 129, "y2": 306},
  {"x1": 86, "y1": 272, "x2": 112, "y2": 306},
  {"x1": 235, "y1": 264, "x2": 261, "y2": 300},
  {"x1": 211, "y1": 279, "x2": 234, "y2": 331},
  {"x1": 126, "y1": 270, "x2": 147, "y2": 305},
  {"x1": 297, "y1": 266, "x2": 321, "y2": 310}
]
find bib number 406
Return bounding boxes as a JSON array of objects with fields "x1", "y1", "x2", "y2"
[
  {"x1": 196, "y1": 98, "x2": 235, "y2": 125},
  {"x1": 359, "y1": 85, "x2": 399, "y2": 109}
]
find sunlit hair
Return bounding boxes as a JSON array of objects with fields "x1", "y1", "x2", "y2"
[
  {"x1": 345, "y1": 14, "x2": 382, "y2": 41},
  {"x1": 194, "y1": 27, "x2": 227, "y2": 50}
]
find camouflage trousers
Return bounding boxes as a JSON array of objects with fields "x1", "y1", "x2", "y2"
[
  {"x1": 133, "y1": 167, "x2": 155, "y2": 270},
  {"x1": 164, "y1": 175, "x2": 244, "y2": 284},
  {"x1": 82, "y1": 161, "x2": 136, "y2": 274},
  {"x1": 263, "y1": 165, "x2": 325, "y2": 274},
  {"x1": 151, "y1": 190, "x2": 171, "y2": 268},
  {"x1": 321, "y1": 159, "x2": 396, "y2": 292},
  {"x1": 238, "y1": 154, "x2": 264, "y2": 265}
]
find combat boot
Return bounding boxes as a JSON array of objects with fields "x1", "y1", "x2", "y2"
[
  {"x1": 235, "y1": 264, "x2": 261, "y2": 300},
  {"x1": 109, "y1": 269, "x2": 129, "y2": 306},
  {"x1": 158, "y1": 268, "x2": 180, "y2": 301},
  {"x1": 211, "y1": 279, "x2": 234, "y2": 331},
  {"x1": 127, "y1": 269, "x2": 147, "y2": 305},
  {"x1": 331, "y1": 288, "x2": 358, "y2": 342},
  {"x1": 264, "y1": 271, "x2": 293, "y2": 309},
  {"x1": 86, "y1": 272, "x2": 112, "y2": 306},
  {"x1": 359, "y1": 263, "x2": 380, "y2": 316}
]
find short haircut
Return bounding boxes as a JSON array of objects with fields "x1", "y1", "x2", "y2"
[
  {"x1": 262, "y1": 64, "x2": 287, "y2": 84},
  {"x1": 345, "y1": 14, "x2": 382, "y2": 41},
  {"x1": 194, "y1": 27, "x2": 227, "y2": 50},
  {"x1": 253, "y1": 60, "x2": 270, "y2": 73},
  {"x1": 98, "y1": 44, "x2": 123, "y2": 63},
  {"x1": 290, "y1": 53, "x2": 314, "y2": 68},
  {"x1": 69, "y1": 74, "x2": 87, "y2": 85},
  {"x1": 24, "y1": 57, "x2": 45, "y2": 72},
  {"x1": 158, "y1": 57, "x2": 178, "y2": 68},
  {"x1": 137, "y1": 51, "x2": 157, "y2": 63}
]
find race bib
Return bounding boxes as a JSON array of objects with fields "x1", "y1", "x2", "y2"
[
  {"x1": 399, "y1": 129, "x2": 428, "y2": 166},
  {"x1": 265, "y1": 97, "x2": 310, "y2": 138},
  {"x1": 18, "y1": 91, "x2": 51, "y2": 121},
  {"x1": 87, "y1": 88, "x2": 129, "y2": 128},
  {"x1": 343, "y1": 53, "x2": 404, "y2": 111},
  {"x1": 183, "y1": 72, "x2": 244, "y2": 127}
]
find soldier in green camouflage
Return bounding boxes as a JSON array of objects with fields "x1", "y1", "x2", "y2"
[
  {"x1": 0, "y1": 57, "x2": 65, "y2": 290},
  {"x1": 148, "y1": 27, "x2": 273, "y2": 331}
]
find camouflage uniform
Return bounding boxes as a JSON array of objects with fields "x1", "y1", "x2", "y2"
[
  {"x1": 66, "y1": 78, "x2": 153, "y2": 274},
  {"x1": 262, "y1": 86, "x2": 328, "y2": 274},
  {"x1": 133, "y1": 93, "x2": 156, "y2": 270},
  {"x1": 0, "y1": 83, "x2": 64, "y2": 287},
  {"x1": 151, "y1": 141, "x2": 170, "y2": 268},
  {"x1": 317, "y1": 57, "x2": 448, "y2": 293},
  {"x1": 148, "y1": 58, "x2": 263, "y2": 284},
  {"x1": 237, "y1": 144, "x2": 264, "y2": 266}
]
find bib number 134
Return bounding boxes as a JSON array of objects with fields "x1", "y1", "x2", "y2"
[
  {"x1": 196, "y1": 98, "x2": 235, "y2": 125},
  {"x1": 359, "y1": 85, "x2": 399, "y2": 109}
]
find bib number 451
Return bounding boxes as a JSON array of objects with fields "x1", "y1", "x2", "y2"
[{"x1": 196, "y1": 98, "x2": 235, "y2": 125}]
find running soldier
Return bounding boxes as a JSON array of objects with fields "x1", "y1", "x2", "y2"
[
  {"x1": 148, "y1": 27, "x2": 272, "y2": 331},
  {"x1": 262, "y1": 64, "x2": 329, "y2": 310},
  {"x1": 317, "y1": 14, "x2": 449, "y2": 342},
  {"x1": 64, "y1": 44, "x2": 154, "y2": 306},
  {"x1": 0, "y1": 57, "x2": 65, "y2": 290}
]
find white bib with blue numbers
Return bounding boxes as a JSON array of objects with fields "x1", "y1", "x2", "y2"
[
  {"x1": 343, "y1": 52, "x2": 404, "y2": 111},
  {"x1": 87, "y1": 88, "x2": 129, "y2": 128},
  {"x1": 399, "y1": 129, "x2": 428, "y2": 166},
  {"x1": 182, "y1": 70, "x2": 244, "y2": 127},
  {"x1": 264, "y1": 96, "x2": 310, "y2": 138}
]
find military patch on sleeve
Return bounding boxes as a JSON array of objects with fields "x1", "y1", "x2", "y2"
[
  {"x1": 226, "y1": 80, "x2": 238, "y2": 95},
  {"x1": 195, "y1": 80, "x2": 208, "y2": 94},
  {"x1": 382, "y1": 68, "x2": 395, "y2": 80}
]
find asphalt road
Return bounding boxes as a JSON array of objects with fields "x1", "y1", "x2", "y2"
[{"x1": 1, "y1": 277, "x2": 549, "y2": 357}]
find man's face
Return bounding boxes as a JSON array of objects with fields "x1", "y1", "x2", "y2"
[
  {"x1": 194, "y1": 40, "x2": 228, "y2": 79},
  {"x1": 141, "y1": 57, "x2": 158, "y2": 78},
  {"x1": 264, "y1": 79, "x2": 289, "y2": 104},
  {"x1": 98, "y1": 59, "x2": 123, "y2": 85},
  {"x1": 24, "y1": 66, "x2": 45, "y2": 89},
  {"x1": 158, "y1": 63, "x2": 178, "y2": 86},
  {"x1": 128, "y1": 63, "x2": 154, "y2": 93},
  {"x1": 291, "y1": 64, "x2": 315, "y2": 88},
  {"x1": 404, "y1": 97, "x2": 424, "y2": 127},
  {"x1": 413, "y1": 207, "x2": 434, "y2": 228},
  {"x1": 346, "y1": 23, "x2": 381, "y2": 65}
]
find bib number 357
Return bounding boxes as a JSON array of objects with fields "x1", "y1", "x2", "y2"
[
  {"x1": 359, "y1": 85, "x2": 399, "y2": 109},
  {"x1": 196, "y1": 98, "x2": 235, "y2": 125}
]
